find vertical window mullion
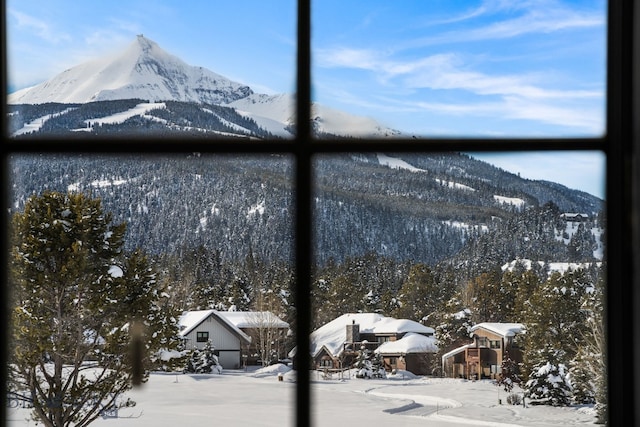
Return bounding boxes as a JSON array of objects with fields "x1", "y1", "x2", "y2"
[
  {"x1": 295, "y1": 0, "x2": 312, "y2": 426},
  {"x1": 605, "y1": 1, "x2": 635, "y2": 425}
]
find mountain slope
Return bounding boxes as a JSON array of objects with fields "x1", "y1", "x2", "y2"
[
  {"x1": 8, "y1": 35, "x2": 252, "y2": 105},
  {"x1": 9, "y1": 153, "x2": 604, "y2": 270},
  {"x1": 8, "y1": 36, "x2": 399, "y2": 138}
]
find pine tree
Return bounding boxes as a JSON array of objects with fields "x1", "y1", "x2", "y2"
[
  {"x1": 521, "y1": 270, "x2": 589, "y2": 379},
  {"x1": 494, "y1": 351, "x2": 521, "y2": 394},
  {"x1": 568, "y1": 346, "x2": 596, "y2": 404},
  {"x1": 525, "y1": 359, "x2": 573, "y2": 406},
  {"x1": 184, "y1": 340, "x2": 222, "y2": 374},
  {"x1": 354, "y1": 344, "x2": 373, "y2": 378},
  {"x1": 434, "y1": 293, "x2": 473, "y2": 375},
  {"x1": 393, "y1": 263, "x2": 439, "y2": 321},
  {"x1": 9, "y1": 191, "x2": 176, "y2": 427},
  {"x1": 465, "y1": 268, "x2": 502, "y2": 323},
  {"x1": 114, "y1": 250, "x2": 182, "y2": 371},
  {"x1": 370, "y1": 351, "x2": 387, "y2": 379}
]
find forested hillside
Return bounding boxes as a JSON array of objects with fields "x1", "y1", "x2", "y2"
[
  {"x1": 9, "y1": 152, "x2": 603, "y2": 268},
  {"x1": 9, "y1": 100, "x2": 277, "y2": 138}
]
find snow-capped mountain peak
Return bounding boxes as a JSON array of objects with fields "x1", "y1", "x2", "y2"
[
  {"x1": 9, "y1": 36, "x2": 400, "y2": 138},
  {"x1": 8, "y1": 35, "x2": 253, "y2": 105}
]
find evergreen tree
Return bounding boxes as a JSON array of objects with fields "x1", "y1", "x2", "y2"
[
  {"x1": 494, "y1": 351, "x2": 521, "y2": 394},
  {"x1": 465, "y1": 268, "x2": 502, "y2": 323},
  {"x1": 521, "y1": 270, "x2": 589, "y2": 379},
  {"x1": 9, "y1": 191, "x2": 174, "y2": 427},
  {"x1": 525, "y1": 359, "x2": 573, "y2": 406},
  {"x1": 393, "y1": 263, "x2": 439, "y2": 321},
  {"x1": 226, "y1": 275, "x2": 252, "y2": 311},
  {"x1": 568, "y1": 346, "x2": 596, "y2": 404},
  {"x1": 434, "y1": 294, "x2": 473, "y2": 357},
  {"x1": 354, "y1": 344, "x2": 373, "y2": 378},
  {"x1": 187, "y1": 246, "x2": 225, "y2": 310},
  {"x1": 509, "y1": 268, "x2": 542, "y2": 319},
  {"x1": 114, "y1": 250, "x2": 182, "y2": 371},
  {"x1": 370, "y1": 351, "x2": 387, "y2": 379},
  {"x1": 184, "y1": 340, "x2": 222, "y2": 374}
]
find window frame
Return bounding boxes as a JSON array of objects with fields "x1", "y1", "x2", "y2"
[
  {"x1": 196, "y1": 331, "x2": 209, "y2": 343},
  {"x1": 1, "y1": 1, "x2": 636, "y2": 426}
]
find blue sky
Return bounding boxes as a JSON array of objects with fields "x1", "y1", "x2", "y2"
[{"x1": 6, "y1": 0, "x2": 606, "y2": 199}]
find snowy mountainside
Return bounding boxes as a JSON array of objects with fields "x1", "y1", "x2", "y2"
[
  {"x1": 8, "y1": 35, "x2": 252, "y2": 105},
  {"x1": 9, "y1": 152, "x2": 604, "y2": 271},
  {"x1": 7, "y1": 36, "x2": 399, "y2": 138},
  {"x1": 8, "y1": 100, "x2": 276, "y2": 139},
  {"x1": 227, "y1": 93, "x2": 401, "y2": 138}
]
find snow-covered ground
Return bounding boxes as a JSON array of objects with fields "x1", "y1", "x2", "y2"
[{"x1": 7, "y1": 365, "x2": 597, "y2": 427}]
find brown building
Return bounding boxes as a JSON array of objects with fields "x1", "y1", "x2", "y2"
[
  {"x1": 290, "y1": 313, "x2": 437, "y2": 376},
  {"x1": 442, "y1": 322, "x2": 525, "y2": 379}
]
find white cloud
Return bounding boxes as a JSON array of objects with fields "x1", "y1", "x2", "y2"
[
  {"x1": 9, "y1": 9, "x2": 71, "y2": 43},
  {"x1": 316, "y1": 31, "x2": 604, "y2": 134},
  {"x1": 408, "y1": 0, "x2": 604, "y2": 48}
]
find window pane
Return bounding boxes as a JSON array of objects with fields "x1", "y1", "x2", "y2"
[
  {"x1": 312, "y1": 1, "x2": 606, "y2": 138},
  {"x1": 311, "y1": 151, "x2": 606, "y2": 426},
  {"x1": 7, "y1": 154, "x2": 296, "y2": 426},
  {"x1": 7, "y1": 0, "x2": 296, "y2": 139}
]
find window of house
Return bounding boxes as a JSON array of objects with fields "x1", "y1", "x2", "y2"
[
  {"x1": 490, "y1": 340, "x2": 501, "y2": 349},
  {"x1": 477, "y1": 337, "x2": 488, "y2": 348},
  {"x1": 3, "y1": 1, "x2": 636, "y2": 427},
  {"x1": 196, "y1": 332, "x2": 209, "y2": 343}
]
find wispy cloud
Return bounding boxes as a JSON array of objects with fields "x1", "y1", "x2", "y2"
[
  {"x1": 409, "y1": 0, "x2": 604, "y2": 47},
  {"x1": 317, "y1": 46, "x2": 603, "y2": 133},
  {"x1": 318, "y1": 49, "x2": 601, "y2": 99},
  {"x1": 9, "y1": 8, "x2": 71, "y2": 43}
]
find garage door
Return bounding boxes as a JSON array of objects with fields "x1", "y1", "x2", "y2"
[{"x1": 217, "y1": 350, "x2": 241, "y2": 370}]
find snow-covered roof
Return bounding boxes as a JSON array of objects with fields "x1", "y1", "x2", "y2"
[
  {"x1": 375, "y1": 332, "x2": 438, "y2": 355},
  {"x1": 178, "y1": 310, "x2": 215, "y2": 337},
  {"x1": 469, "y1": 322, "x2": 525, "y2": 338},
  {"x1": 441, "y1": 343, "x2": 473, "y2": 361},
  {"x1": 305, "y1": 313, "x2": 434, "y2": 358},
  {"x1": 178, "y1": 310, "x2": 252, "y2": 343},
  {"x1": 219, "y1": 311, "x2": 289, "y2": 329}
]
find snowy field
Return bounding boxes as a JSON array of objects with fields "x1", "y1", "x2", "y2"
[{"x1": 7, "y1": 365, "x2": 598, "y2": 427}]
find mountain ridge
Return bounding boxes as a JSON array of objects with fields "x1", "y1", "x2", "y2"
[
  {"x1": 8, "y1": 36, "x2": 399, "y2": 138},
  {"x1": 9, "y1": 35, "x2": 254, "y2": 105}
]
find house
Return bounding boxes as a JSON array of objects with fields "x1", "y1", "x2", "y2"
[
  {"x1": 375, "y1": 332, "x2": 438, "y2": 375},
  {"x1": 560, "y1": 213, "x2": 589, "y2": 222},
  {"x1": 178, "y1": 309, "x2": 290, "y2": 369},
  {"x1": 216, "y1": 310, "x2": 290, "y2": 365},
  {"x1": 290, "y1": 313, "x2": 437, "y2": 376},
  {"x1": 441, "y1": 322, "x2": 525, "y2": 379}
]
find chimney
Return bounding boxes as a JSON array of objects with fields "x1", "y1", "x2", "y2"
[{"x1": 346, "y1": 320, "x2": 360, "y2": 343}]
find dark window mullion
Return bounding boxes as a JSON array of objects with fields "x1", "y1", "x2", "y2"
[
  {"x1": 295, "y1": 1, "x2": 312, "y2": 427},
  {"x1": 604, "y1": 1, "x2": 634, "y2": 425}
]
